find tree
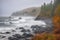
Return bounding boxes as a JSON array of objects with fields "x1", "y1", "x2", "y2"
[
  {"x1": 52, "y1": 0, "x2": 60, "y2": 34},
  {"x1": 35, "y1": 1, "x2": 54, "y2": 20}
]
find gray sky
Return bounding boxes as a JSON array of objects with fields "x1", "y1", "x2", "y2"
[{"x1": 0, "y1": 0, "x2": 54, "y2": 16}]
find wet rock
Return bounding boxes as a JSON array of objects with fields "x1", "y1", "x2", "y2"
[
  {"x1": 16, "y1": 28, "x2": 18, "y2": 30},
  {"x1": 44, "y1": 26, "x2": 54, "y2": 33},
  {"x1": 25, "y1": 38, "x2": 32, "y2": 40},
  {"x1": 8, "y1": 34, "x2": 23, "y2": 40},
  {"x1": 22, "y1": 33, "x2": 33, "y2": 38},
  {"x1": 0, "y1": 31, "x2": 11, "y2": 34},
  {"x1": 16, "y1": 27, "x2": 24, "y2": 30},
  {"x1": 19, "y1": 27, "x2": 24, "y2": 29},
  {"x1": 12, "y1": 34, "x2": 21, "y2": 39},
  {"x1": 5, "y1": 31, "x2": 11, "y2": 34},
  {"x1": 2, "y1": 36, "x2": 6, "y2": 38},
  {"x1": 21, "y1": 29, "x2": 31, "y2": 33},
  {"x1": 0, "y1": 35, "x2": 6, "y2": 38},
  {"x1": 21, "y1": 29, "x2": 26, "y2": 32},
  {"x1": 8, "y1": 36, "x2": 19, "y2": 40},
  {"x1": 31, "y1": 25, "x2": 46, "y2": 33},
  {"x1": 26, "y1": 29, "x2": 31, "y2": 32},
  {"x1": 12, "y1": 30, "x2": 16, "y2": 32},
  {"x1": 31, "y1": 25, "x2": 53, "y2": 33}
]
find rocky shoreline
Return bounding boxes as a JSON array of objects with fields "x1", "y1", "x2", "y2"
[
  {"x1": 0, "y1": 18, "x2": 53, "y2": 40},
  {"x1": 0, "y1": 23, "x2": 53, "y2": 40}
]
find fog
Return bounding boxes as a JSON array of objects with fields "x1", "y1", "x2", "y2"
[{"x1": 0, "y1": 0, "x2": 54, "y2": 16}]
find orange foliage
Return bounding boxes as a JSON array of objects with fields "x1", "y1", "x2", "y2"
[
  {"x1": 31, "y1": 33, "x2": 47, "y2": 40},
  {"x1": 53, "y1": 16, "x2": 60, "y2": 28},
  {"x1": 31, "y1": 2, "x2": 60, "y2": 40},
  {"x1": 31, "y1": 33, "x2": 57, "y2": 40},
  {"x1": 55, "y1": 34, "x2": 60, "y2": 40},
  {"x1": 53, "y1": 4, "x2": 60, "y2": 34},
  {"x1": 31, "y1": 5, "x2": 60, "y2": 40},
  {"x1": 31, "y1": 33, "x2": 60, "y2": 40}
]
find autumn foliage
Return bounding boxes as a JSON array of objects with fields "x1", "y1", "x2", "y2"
[
  {"x1": 31, "y1": 33, "x2": 54, "y2": 40},
  {"x1": 31, "y1": 0, "x2": 60, "y2": 40},
  {"x1": 31, "y1": 33, "x2": 60, "y2": 40},
  {"x1": 53, "y1": 4, "x2": 60, "y2": 34}
]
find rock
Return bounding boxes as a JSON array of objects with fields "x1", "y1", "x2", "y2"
[
  {"x1": 22, "y1": 33, "x2": 33, "y2": 38},
  {"x1": 16, "y1": 28, "x2": 18, "y2": 30},
  {"x1": 25, "y1": 38, "x2": 31, "y2": 40},
  {"x1": 0, "y1": 31, "x2": 11, "y2": 34},
  {"x1": 12, "y1": 30, "x2": 16, "y2": 32},
  {"x1": 31, "y1": 25, "x2": 47, "y2": 33},
  {"x1": 26, "y1": 29, "x2": 31, "y2": 32},
  {"x1": 44, "y1": 26, "x2": 54, "y2": 33},
  {"x1": 8, "y1": 36, "x2": 18, "y2": 40},
  {"x1": 31, "y1": 25, "x2": 40, "y2": 32},
  {"x1": 2, "y1": 36, "x2": 6, "y2": 38},
  {"x1": 16, "y1": 27, "x2": 24, "y2": 31},
  {"x1": 8, "y1": 34, "x2": 23, "y2": 40},
  {"x1": 31, "y1": 25, "x2": 53, "y2": 33},
  {"x1": 0, "y1": 35, "x2": 6, "y2": 38},
  {"x1": 12, "y1": 34, "x2": 21, "y2": 39},
  {"x1": 31, "y1": 25, "x2": 39, "y2": 28},
  {"x1": 19, "y1": 27, "x2": 24, "y2": 29},
  {"x1": 21, "y1": 29, "x2": 26, "y2": 32},
  {"x1": 5, "y1": 31, "x2": 11, "y2": 34}
]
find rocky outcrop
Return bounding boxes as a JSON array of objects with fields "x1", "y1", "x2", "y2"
[{"x1": 11, "y1": 7, "x2": 40, "y2": 17}]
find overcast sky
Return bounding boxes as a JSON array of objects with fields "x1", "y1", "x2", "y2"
[{"x1": 0, "y1": 0, "x2": 54, "y2": 16}]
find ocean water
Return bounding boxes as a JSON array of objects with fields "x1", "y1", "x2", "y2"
[
  {"x1": 0, "y1": 26, "x2": 16, "y2": 32},
  {"x1": 0, "y1": 16, "x2": 47, "y2": 32}
]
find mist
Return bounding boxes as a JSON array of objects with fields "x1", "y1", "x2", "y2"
[{"x1": 0, "y1": 0, "x2": 54, "y2": 16}]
